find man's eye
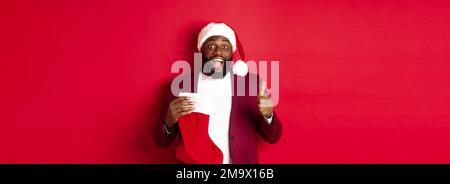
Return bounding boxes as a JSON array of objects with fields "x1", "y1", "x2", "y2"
[
  {"x1": 222, "y1": 45, "x2": 228, "y2": 49},
  {"x1": 208, "y1": 45, "x2": 215, "y2": 49}
]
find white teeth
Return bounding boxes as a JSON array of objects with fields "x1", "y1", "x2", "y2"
[{"x1": 213, "y1": 58, "x2": 224, "y2": 62}]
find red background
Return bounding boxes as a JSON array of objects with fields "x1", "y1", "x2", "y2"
[{"x1": 1, "y1": 0, "x2": 450, "y2": 163}]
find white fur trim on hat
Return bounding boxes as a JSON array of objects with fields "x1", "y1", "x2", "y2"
[{"x1": 197, "y1": 23, "x2": 237, "y2": 52}]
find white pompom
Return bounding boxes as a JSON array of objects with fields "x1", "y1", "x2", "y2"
[{"x1": 232, "y1": 60, "x2": 248, "y2": 76}]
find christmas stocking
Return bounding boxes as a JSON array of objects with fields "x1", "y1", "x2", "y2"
[{"x1": 175, "y1": 93, "x2": 223, "y2": 164}]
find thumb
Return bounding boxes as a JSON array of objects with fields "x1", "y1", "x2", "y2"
[{"x1": 259, "y1": 80, "x2": 267, "y2": 97}]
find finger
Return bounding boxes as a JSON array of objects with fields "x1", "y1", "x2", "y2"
[
  {"x1": 259, "y1": 103, "x2": 273, "y2": 108},
  {"x1": 259, "y1": 108, "x2": 269, "y2": 115},
  {"x1": 171, "y1": 104, "x2": 194, "y2": 112},
  {"x1": 259, "y1": 80, "x2": 267, "y2": 97},
  {"x1": 259, "y1": 107, "x2": 273, "y2": 115},
  {"x1": 176, "y1": 106, "x2": 195, "y2": 112},
  {"x1": 174, "y1": 110, "x2": 193, "y2": 119},
  {"x1": 177, "y1": 96, "x2": 191, "y2": 102},
  {"x1": 258, "y1": 95, "x2": 269, "y2": 101},
  {"x1": 258, "y1": 95, "x2": 268, "y2": 103},
  {"x1": 174, "y1": 98, "x2": 193, "y2": 106},
  {"x1": 179, "y1": 100, "x2": 195, "y2": 106},
  {"x1": 172, "y1": 97, "x2": 191, "y2": 105},
  {"x1": 178, "y1": 110, "x2": 193, "y2": 116},
  {"x1": 258, "y1": 98, "x2": 273, "y2": 108}
]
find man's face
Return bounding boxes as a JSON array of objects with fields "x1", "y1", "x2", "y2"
[{"x1": 200, "y1": 36, "x2": 233, "y2": 76}]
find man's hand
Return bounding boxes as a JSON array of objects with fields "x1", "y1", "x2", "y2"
[
  {"x1": 258, "y1": 80, "x2": 274, "y2": 119},
  {"x1": 165, "y1": 96, "x2": 195, "y2": 129}
]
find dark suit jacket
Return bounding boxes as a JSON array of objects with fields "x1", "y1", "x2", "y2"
[{"x1": 155, "y1": 72, "x2": 282, "y2": 164}]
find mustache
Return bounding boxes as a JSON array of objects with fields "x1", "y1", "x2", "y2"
[{"x1": 207, "y1": 56, "x2": 226, "y2": 61}]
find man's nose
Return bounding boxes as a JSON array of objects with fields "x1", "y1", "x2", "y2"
[{"x1": 214, "y1": 47, "x2": 222, "y2": 55}]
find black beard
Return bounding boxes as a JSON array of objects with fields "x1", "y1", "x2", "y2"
[{"x1": 202, "y1": 58, "x2": 231, "y2": 79}]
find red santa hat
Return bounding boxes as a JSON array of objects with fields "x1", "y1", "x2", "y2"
[{"x1": 197, "y1": 22, "x2": 248, "y2": 76}]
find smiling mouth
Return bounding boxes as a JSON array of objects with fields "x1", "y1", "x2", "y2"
[
  {"x1": 211, "y1": 57, "x2": 225, "y2": 62},
  {"x1": 210, "y1": 57, "x2": 225, "y2": 69}
]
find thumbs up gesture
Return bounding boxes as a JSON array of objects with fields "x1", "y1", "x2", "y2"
[{"x1": 258, "y1": 80, "x2": 274, "y2": 119}]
